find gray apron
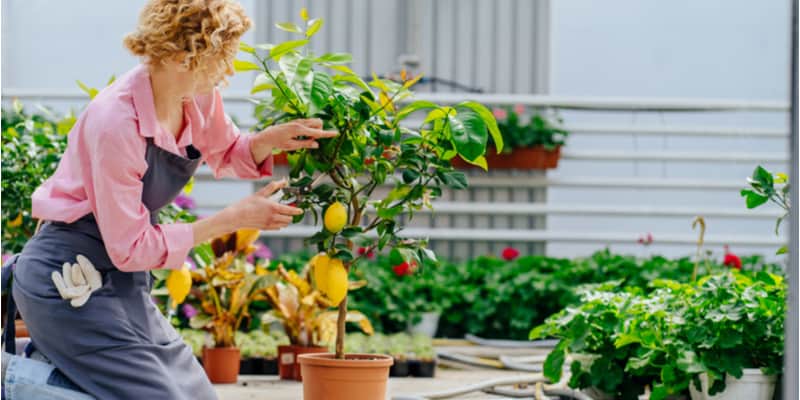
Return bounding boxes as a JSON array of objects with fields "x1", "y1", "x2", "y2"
[{"x1": 11, "y1": 138, "x2": 218, "y2": 400}]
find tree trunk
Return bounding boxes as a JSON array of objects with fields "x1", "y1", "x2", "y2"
[{"x1": 335, "y1": 294, "x2": 348, "y2": 359}]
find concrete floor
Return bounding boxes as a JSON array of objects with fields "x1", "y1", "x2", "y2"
[{"x1": 214, "y1": 369, "x2": 539, "y2": 399}]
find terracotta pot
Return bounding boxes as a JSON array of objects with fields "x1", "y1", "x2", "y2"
[
  {"x1": 299, "y1": 353, "x2": 393, "y2": 400},
  {"x1": 14, "y1": 319, "x2": 29, "y2": 338},
  {"x1": 202, "y1": 347, "x2": 240, "y2": 384},
  {"x1": 278, "y1": 344, "x2": 328, "y2": 381},
  {"x1": 450, "y1": 145, "x2": 561, "y2": 170}
]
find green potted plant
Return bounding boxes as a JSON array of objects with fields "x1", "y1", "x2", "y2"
[
  {"x1": 185, "y1": 229, "x2": 277, "y2": 383},
  {"x1": 387, "y1": 333, "x2": 411, "y2": 377},
  {"x1": 236, "y1": 7, "x2": 499, "y2": 399},
  {"x1": 409, "y1": 333, "x2": 437, "y2": 378},
  {"x1": 449, "y1": 105, "x2": 566, "y2": 169}
]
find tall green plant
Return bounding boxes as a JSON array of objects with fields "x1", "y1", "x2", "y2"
[
  {"x1": 740, "y1": 165, "x2": 790, "y2": 254},
  {"x1": 237, "y1": 9, "x2": 500, "y2": 358}
]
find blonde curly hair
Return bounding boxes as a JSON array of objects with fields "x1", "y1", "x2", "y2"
[{"x1": 124, "y1": 0, "x2": 252, "y2": 88}]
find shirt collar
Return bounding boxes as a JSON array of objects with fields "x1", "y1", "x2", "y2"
[{"x1": 130, "y1": 64, "x2": 195, "y2": 150}]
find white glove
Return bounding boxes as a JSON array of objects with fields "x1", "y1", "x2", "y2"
[{"x1": 51, "y1": 255, "x2": 102, "y2": 307}]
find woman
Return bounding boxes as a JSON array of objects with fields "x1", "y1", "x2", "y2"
[{"x1": 4, "y1": 0, "x2": 335, "y2": 398}]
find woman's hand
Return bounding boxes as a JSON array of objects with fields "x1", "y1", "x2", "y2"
[
  {"x1": 191, "y1": 179, "x2": 303, "y2": 245},
  {"x1": 249, "y1": 118, "x2": 339, "y2": 164},
  {"x1": 231, "y1": 179, "x2": 304, "y2": 230}
]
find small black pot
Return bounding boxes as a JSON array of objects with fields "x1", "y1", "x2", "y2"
[
  {"x1": 409, "y1": 359, "x2": 436, "y2": 377},
  {"x1": 261, "y1": 357, "x2": 278, "y2": 375},
  {"x1": 389, "y1": 358, "x2": 409, "y2": 377},
  {"x1": 239, "y1": 358, "x2": 259, "y2": 375}
]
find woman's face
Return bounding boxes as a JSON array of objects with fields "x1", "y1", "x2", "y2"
[{"x1": 190, "y1": 54, "x2": 235, "y2": 96}]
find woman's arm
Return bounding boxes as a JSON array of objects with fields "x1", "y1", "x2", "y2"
[{"x1": 193, "y1": 89, "x2": 337, "y2": 179}]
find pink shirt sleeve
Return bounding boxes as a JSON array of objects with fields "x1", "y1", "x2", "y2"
[
  {"x1": 83, "y1": 114, "x2": 193, "y2": 272},
  {"x1": 193, "y1": 88, "x2": 273, "y2": 179}
]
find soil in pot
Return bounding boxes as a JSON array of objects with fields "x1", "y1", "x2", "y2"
[
  {"x1": 389, "y1": 357, "x2": 409, "y2": 377},
  {"x1": 298, "y1": 353, "x2": 393, "y2": 400},
  {"x1": 202, "y1": 347, "x2": 240, "y2": 384},
  {"x1": 262, "y1": 357, "x2": 278, "y2": 375},
  {"x1": 409, "y1": 358, "x2": 436, "y2": 378}
]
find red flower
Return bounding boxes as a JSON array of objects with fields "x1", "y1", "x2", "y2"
[
  {"x1": 513, "y1": 104, "x2": 525, "y2": 115},
  {"x1": 492, "y1": 108, "x2": 507, "y2": 120},
  {"x1": 501, "y1": 247, "x2": 520, "y2": 261},
  {"x1": 364, "y1": 157, "x2": 375, "y2": 166},
  {"x1": 723, "y1": 245, "x2": 742, "y2": 270},
  {"x1": 637, "y1": 233, "x2": 653, "y2": 246},
  {"x1": 392, "y1": 261, "x2": 416, "y2": 277},
  {"x1": 358, "y1": 247, "x2": 375, "y2": 260}
]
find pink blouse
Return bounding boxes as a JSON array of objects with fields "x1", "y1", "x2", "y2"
[{"x1": 31, "y1": 64, "x2": 273, "y2": 272}]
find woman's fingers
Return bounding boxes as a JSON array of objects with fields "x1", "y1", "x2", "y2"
[
  {"x1": 274, "y1": 203, "x2": 304, "y2": 216},
  {"x1": 273, "y1": 215, "x2": 293, "y2": 225},
  {"x1": 257, "y1": 178, "x2": 288, "y2": 197},
  {"x1": 300, "y1": 126, "x2": 338, "y2": 139},
  {"x1": 287, "y1": 139, "x2": 319, "y2": 150},
  {"x1": 295, "y1": 118, "x2": 324, "y2": 129}
]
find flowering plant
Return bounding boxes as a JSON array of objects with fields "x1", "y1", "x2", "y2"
[{"x1": 490, "y1": 105, "x2": 568, "y2": 152}]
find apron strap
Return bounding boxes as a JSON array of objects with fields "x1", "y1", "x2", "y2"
[{"x1": 1, "y1": 254, "x2": 20, "y2": 355}]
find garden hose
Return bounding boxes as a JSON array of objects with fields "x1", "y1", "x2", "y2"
[
  {"x1": 465, "y1": 334, "x2": 558, "y2": 349},
  {"x1": 390, "y1": 374, "x2": 593, "y2": 400}
]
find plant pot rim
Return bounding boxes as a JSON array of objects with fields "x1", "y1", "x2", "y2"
[
  {"x1": 298, "y1": 353, "x2": 394, "y2": 368},
  {"x1": 203, "y1": 346, "x2": 240, "y2": 352}
]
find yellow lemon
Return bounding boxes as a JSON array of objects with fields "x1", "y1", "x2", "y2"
[
  {"x1": 324, "y1": 202, "x2": 347, "y2": 233},
  {"x1": 7, "y1": 213, "x2": 22, "y2": 228},
  {"x1": 311, "y1": 253, "x2": 330, "y2": 293},
  {"x1": 166, "y1": 265, "x2": 193, "y2": 307},
  {"x1": 324, "y1": 258, "x2": 348, "y2": 306}
]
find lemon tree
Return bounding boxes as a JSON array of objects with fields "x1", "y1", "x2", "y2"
[{"x1": 237, "y1": 9, "x2": 499, "y2": 358}]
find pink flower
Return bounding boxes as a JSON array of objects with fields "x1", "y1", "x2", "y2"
[
  {"x1": 185, "y1": 257, "x2": 197, "y2": 269},
  {"x1": 247, "y1": 242, "x2": 273, "y2": 263},
  {"x1": 501, "y1": 247, "x2": 520, "y2": 261},
  {"x1": 723, "y1": 245, "x2": 742, "y2": 270},
  {"x1": 2, "y1": 253, "x2": 12, "y2": 265},
  {"x1": 182, "y1": 303, "x2": 198, "y2": 319},
  {"x1": 637, "y1": 233, "x2": 654, "y2": 246},
  {"x1": 492, "y1": 108, "x2": 507, "y2": 120},
  {"x1": 513, "y1": 104, "x2": 525, "y2": 115},
  {"x1": 174, "y1": 194, "x2": 196, "y2": 210}
]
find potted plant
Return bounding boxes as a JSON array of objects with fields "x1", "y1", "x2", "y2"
[
  {"x1": 236, "y1": 7, "x2": 499, "y2": 399},
  {"x1": 262, "y1": 263, "x2": 373, "y2": 381},
  {"x1": 449, "y1": 105, "x2": 566, "y2": 170},
  {"x1": 409, "y1": 333, "x2": 437, "y2": 378},
  {"x1": 186, "y1": 229, "x2": 277, "y2": 383},
  {"x1": 387, "y1": 333, "x2": 411, "y2": 377}
]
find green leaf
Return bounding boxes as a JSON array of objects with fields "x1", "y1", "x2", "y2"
[
  {"x1": 744, "y1": 191, "x2": 769, "y2": 209},
  {"x1": 334, "y1": 74, "x2": 372, "y2": 93},
  {"x1": 753, "y1": 165, "x2": 774, "y2": 189},
  {"x1": 460, "y1": 154, "x2": 487, "y2": 170},
  {"x1": 270, "y1": 39, "x2": 309, "y2": 61},
  {"x1": 543, "y1": 341, "x2": 567, "y2": 382},
  {"x1": 395, "y1": 100, "x2": 438, "y2": 121},
  {"x1": 316, "y1": 52, "x2": 351, "y2": 64},
  {"x1": 239, "y1": 42, "x2": 255, "y2": 55},
  {"x1": 456, "y1": 101, "x2": 503, "y2": 153},
  {"x1": 448, "y1": 109, "x2": 488, "y2": 162},
  {"x1": 439, "y1": 171, "x2": 468, "y2": 189},
  {"x1": 306, "y1": 18, "x2": 323, "y2": 38},
  {"x1": 309, "y1": 72, "x2": 333, "y2": 114},
  {"x1": 193, "y1": 243, "x2": 215, "y2": 267},
  {"x1": 276, "y1": 22, "x2": 302, "y2": 33},
  {"x1": 777, "y1": 245, "x2": 788, "y2": 255},
  {"x1": 775, "y1": 172, "x2": 788, "y2": 183},
  {"x1": 233, "y1": 59, "x2": 261, "y2": 72},
  {"x1": 189, "y1": 314, "x2": 211, "y2": 329}
]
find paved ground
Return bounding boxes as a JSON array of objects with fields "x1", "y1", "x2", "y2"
[{"x1": 214, "y1": 369, "x2": 542, "y2": 399}]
